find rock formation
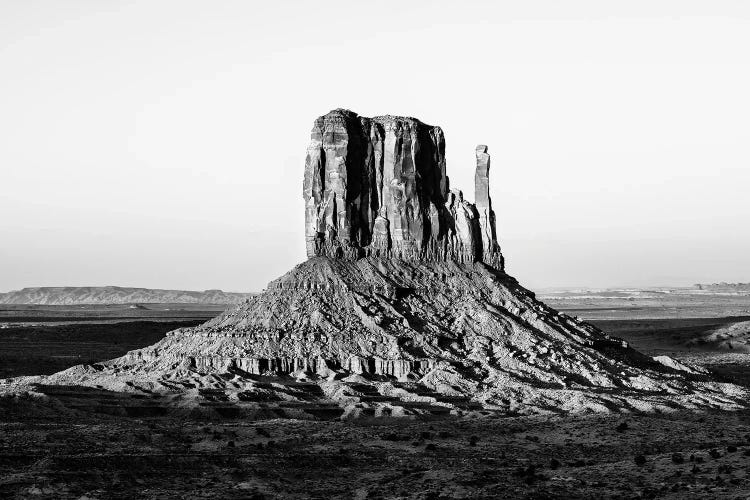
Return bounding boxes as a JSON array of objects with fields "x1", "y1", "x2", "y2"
[
  {"x1": 474, "y1": 145, "x2": 502, "y2": 268},
  {"x1": 303, "y1": 110, "x2": 503, "y2": 268},
  {"x1": 3, "y1": 109, "x2": 746, "y2": 418}
]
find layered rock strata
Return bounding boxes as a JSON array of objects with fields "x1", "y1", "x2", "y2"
[{"x1": 303, "y1": 109, "x2": 503, "y2": 269}]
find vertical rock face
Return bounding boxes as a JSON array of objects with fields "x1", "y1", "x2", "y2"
[
  {"x1": 474, "y1": 145, "x2": 503, "y2": 269},
  {"x1": 303, "y1": 109, "x2": 503, "y2": 269}
]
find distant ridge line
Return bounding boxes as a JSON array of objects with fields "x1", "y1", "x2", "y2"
[{"x1": 0, "y1": 286, "x2": 256, "y2": 305}]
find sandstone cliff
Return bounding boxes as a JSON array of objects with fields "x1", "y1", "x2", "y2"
[{"x1": 303, "y1": 110, "x2": 503, "y2": 269}]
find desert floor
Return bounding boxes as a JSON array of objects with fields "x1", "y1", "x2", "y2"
[{"x1": 2, "y1": 295, "x2": 750, "y2": 499}]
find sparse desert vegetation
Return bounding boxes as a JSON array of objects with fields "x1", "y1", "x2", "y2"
[{"x1": 3, "y1": 291, "x2": 750, "y2": 498}]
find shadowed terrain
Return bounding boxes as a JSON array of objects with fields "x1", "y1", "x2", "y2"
[
  {"x1": 2, "y1": 397, "x2": 750, "y2": 499},
  {"x1": 0, "y1": 304, "x2": 224, "y2": 378}
]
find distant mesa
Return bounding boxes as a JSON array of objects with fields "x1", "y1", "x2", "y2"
[
  {"x1": 0, "y1": 286, "x2": 255, "y2": 305},
  {"x1": 694, "y1": 283, "x2": 750, "y2": 292}
]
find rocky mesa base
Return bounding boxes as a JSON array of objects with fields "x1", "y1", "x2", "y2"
[{"x1": 4, "y1": 257, "x2": 746, "y2": 417}]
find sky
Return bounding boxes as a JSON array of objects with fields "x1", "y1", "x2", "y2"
[{"x1": 1, "y1": 1, "x2": 749, "y2": 292}]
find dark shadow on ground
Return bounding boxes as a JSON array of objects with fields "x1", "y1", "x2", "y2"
[
  {"x1": 2, "y1": 390, "x2": 750, "y2": 499},
  {"x1": 0, "y1": 320, "x2": 204, "y2": 377}
]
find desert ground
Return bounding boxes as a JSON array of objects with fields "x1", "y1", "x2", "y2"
[
  {"x1": 2, "y1": 291, "x2": 750, "y2": 499},
  {"x1": 0, "y1": 304, "x2": 224, "y2": 378}
]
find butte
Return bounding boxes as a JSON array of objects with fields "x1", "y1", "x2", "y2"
[{"x1": 7, "y1": 109, "x2": 746, "y2": 417}]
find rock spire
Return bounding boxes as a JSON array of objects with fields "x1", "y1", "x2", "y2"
[
  {"x1": 303, "y1": 109, "x2": 503, "y2": 269},
  {"x1": 474, "y1": 145, "x2": 502, "y2": 268}
]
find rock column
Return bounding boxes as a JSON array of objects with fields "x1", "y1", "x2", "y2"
[{"x1": 474, "y1": 145, "x2": 502, "y2": 268}]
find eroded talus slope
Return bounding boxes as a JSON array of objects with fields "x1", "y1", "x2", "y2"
[{"x1": 34, "y1": 258, "x2": 746, "y2": 415}]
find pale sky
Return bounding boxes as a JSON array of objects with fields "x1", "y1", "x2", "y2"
[{"x1": 1, "y1": 1, "x2": 749, "y2": 292}]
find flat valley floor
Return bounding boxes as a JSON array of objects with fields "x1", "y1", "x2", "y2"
[{"x1": 2, "y1": 294, "x2": 750, "y2": 499}]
